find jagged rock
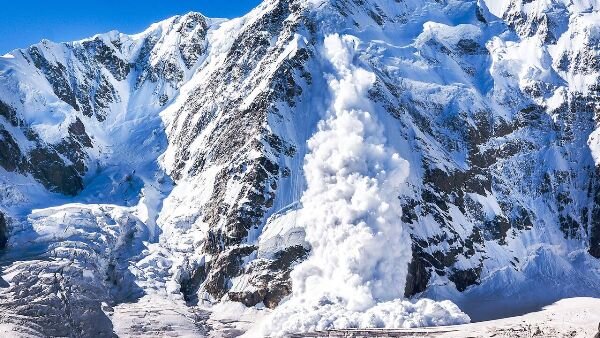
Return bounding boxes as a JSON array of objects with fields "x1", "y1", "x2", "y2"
[
  {"x1": 82, "y1": 38, "x2": 131, "y2": 81},
  {"x1": 27, "y1": 147, "x2": 83, "y2": 196},
  {"x1": 0, "y1": 212, "x2": 8, "y2": 250},
  {"x1": 404, "y1": 244, "x2": 432, "y2": 297},
  {"x1": 0, "y1": 100, "x2": 20, "y2": 126},
  {"x1": 28, "y1": 45, "x2": 80, "y2": 111},
  {"x1": 0, "y1": 127, "x2": 25, "y2": 172}
]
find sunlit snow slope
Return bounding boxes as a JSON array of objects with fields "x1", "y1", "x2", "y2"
[{"x1": 1, "y1": 0, "x2": 600, "y2": 336}]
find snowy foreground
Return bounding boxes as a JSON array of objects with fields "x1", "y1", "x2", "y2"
[
  {"x1": 239, "y1": 298, "x2": 600, "y2": 338},
  {"x1": 433, "y1": 298, "x2": 600, "y2": 338},
  {"x1": 0, "y1": 297, "x2": 598, "y2": 337}
]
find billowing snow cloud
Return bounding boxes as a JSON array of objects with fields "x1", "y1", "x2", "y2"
[{"x1": 261, "y1": 34, "x2": 470, "y2": 336}]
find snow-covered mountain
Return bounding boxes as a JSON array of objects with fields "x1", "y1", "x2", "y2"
[{"x1": 1, "y1": 0, "x2": 599, "y2": 336}]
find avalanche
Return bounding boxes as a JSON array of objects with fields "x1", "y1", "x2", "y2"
[{"x1": 260, "y1": 34, "x2": 469, "y2": 336}]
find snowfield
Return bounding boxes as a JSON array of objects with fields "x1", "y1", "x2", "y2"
[
  {"x1": 306, "y1": 297, "x2": 600, "y2": 338},
  {"x1": 438, "y1": 297, "x2": 600, "y2": 338}
]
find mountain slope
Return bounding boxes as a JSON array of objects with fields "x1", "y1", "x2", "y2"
[{"x1": 1, "y1": 0, "x2": 599, "y2": 336}]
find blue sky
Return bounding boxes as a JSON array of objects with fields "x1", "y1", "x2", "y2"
[{"x1": 0, "y1": 1, "x2": 262, "y2": 54}]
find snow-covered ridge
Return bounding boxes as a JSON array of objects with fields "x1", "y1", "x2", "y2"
[{"x1": 1, "y1": 0, "x2": 600, "y2": 336}]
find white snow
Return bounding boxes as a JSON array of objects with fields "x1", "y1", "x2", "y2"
[
  {"x1": 257, "y1": 208, "x2": 307, "y2": 259},
  {"x1": 110, "y1": 295, "x2": 204, "y2": 337},
  {"x1": 259, "y1": 34, "x2": 468, "y2": 337},
  {"x1": 436, "y1": 297, "x2": 600, "y2": 338}
]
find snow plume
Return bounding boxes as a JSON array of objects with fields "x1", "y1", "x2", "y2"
[{"x1": 260, "y1": 34, "x2": 470, "y2": 336}]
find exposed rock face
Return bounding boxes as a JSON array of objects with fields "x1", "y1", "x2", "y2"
[
  {"x1": 0, "y1": 104, "x2": 86, "y2": 195},
  {"x1": 157, "y1": 0, "x2": 318, "y2": 306},
  {"x1": 0, "y1": 0, "x2": 600, "y2": 336},
  {"x1": 0, "y1": 212, "x2": 7, "y2": 250},
  {"x1": 502, "y1": 0, "x2": 569, "y2": 44}
]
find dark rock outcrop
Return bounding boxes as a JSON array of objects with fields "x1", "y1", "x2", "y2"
[
  {"x1": 0, "y1": 212, "x2": 8, "y2": 250},
  {"x1": 28, "y1": 147, "x2": 84, "y2": 196}
]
